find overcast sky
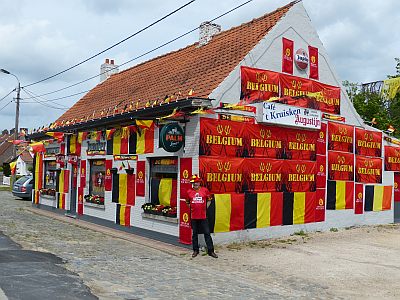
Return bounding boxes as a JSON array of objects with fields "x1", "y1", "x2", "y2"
[{"x1": 0, "y1": 0, "x2": 398, "y2": 131}]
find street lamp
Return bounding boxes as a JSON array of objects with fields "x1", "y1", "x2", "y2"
[{"x1": 1, "y1": 68, "x2": 21, "y2": 180}]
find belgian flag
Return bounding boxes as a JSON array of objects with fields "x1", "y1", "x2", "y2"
[
  {"x1": 116, "y1": 204, "x2": 131, "y2": 226},
  {"x1": 68, "y1": 134, "x2": 81, "y2": 155},
  {"x1": 282, "y1": 192, "x2": 316, "y2": 225},
  {"x1": 129, "y1": 120, "x2": 154, "y2": 154},
  {"x1": 244, "y1": 192, "x2": 283, "y2": 228},
  {"x1": 57, "y1": 193, "x2": 66, "y2": 209},
  {"x1": 107, "y1": 127, "x2": 129, "y2": 155},
  {"x1": 364, "y1": 185, "x2": 392, "y2": 211},
  {"x1": 207, "y1": 193, "x2": 244, "y2": 233},
  {"x1": 34, "y1": 153, "x2": 43, "y2": 192},
  {"x1": 112, "y1": 173, "x2": 135, "y2": 205},
  {"x1": 57, "y1": 170, "x2": 69, "y2": 194},
  {"x1": 34, "y1": 190, "x2": 40, "y2": 204},
  {"x1": 150, "y1": 178, "x2": 177, "y2": 207},
  {"x1": 327, "y1": 180, "x2": 354, "y2": 210}
]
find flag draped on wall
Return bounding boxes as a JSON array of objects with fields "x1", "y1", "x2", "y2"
[
  {"x1": 244, "y1": 192, "x2": 283, "y2": 228},
  {"x1": 282, "y1": 192, "x2": 316, "y2": 225},
  {"x1": 328, "y1": 151, "x2": 354, "y2": 181},
  {"x1": 384, "y1": 146, "x2": 400, "y2": 171},
  {"x1": 136, "y1": 161, "x2": 146, "y2": 196},
  {"x1": 315, "y1": 189, "x2": 325, "y2": 222},
  {"x1": 394, "y1": 173, "x2": 400, "y2": 202},
  {"x1": 355, "y1": 128, "x2": 382, "y2": 157},
  {"x1": 112, "y1": 173, "x2": 135, "y2": 205},
  {"x1": 328, "y1": 122, "x2": 354, "y2": 153},
  {"x1": 355, "y1": 183, "x2": 364, "y2": 214},
  {"x1": 80, "y1": 160, "x2": 86, "y2": 188},
  {"x1": 282, "y1": 37, "x2": 294, "y2": 74},
  {"x1": 326, "y1": 180, "x2": 354, "y2": 210},
  {"x1": 364, "y1": 185, "x2": 392, "y2": 211},
  {"x1": 57, "y1": 193, "x2": 66, "y2": 209},
  {"x1": 308, "y1": 45, "x2": 319, "y2": 80},
  {"x1": 107, "y1": 127, "x2": 129, "y2": 155},
  {"x1": 116, "y1": 204, "x2": 131, "y2": 226},
  {"x1": 129, "y1": 120, "x2": 154, "y2": 154},
  {"x1": 68, "y1": 134, "x2": 81, "y2": 155},
  {"x1": 355, "y1": 156, "x2": 382, "y2": 184},
  {"x1": 105, "y1": 160, "x2": 113, "y2": 191},
  {"x1": 34, "y1": 154, "x2": 43, "y2": 200},
  {"x1": 78, "y1": 187, "x2": 84, "y2": 215},
  {"x1": 207, "y1": 193, "x2": 245, "y2": 233},
  {"x1": 150, "y1": 178, "x2": 177, "y2": 207},
  {"x1": 58, "y1": 170, "x2": 70, "y2": 194}
]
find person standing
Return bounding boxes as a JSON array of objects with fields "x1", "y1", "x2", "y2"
[{"x1": 186, "y1": 174, "x2": 218, "y2": 258}]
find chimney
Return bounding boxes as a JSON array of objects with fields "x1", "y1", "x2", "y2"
[
  {"x1": 100, "y1": 59, "x2": 119, "y2": 82},
  {"x1": 198, "y1": 21, "x2": 221, "y2": 47}
]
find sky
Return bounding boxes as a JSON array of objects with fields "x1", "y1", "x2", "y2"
[{"x1": 0, "y1": 0, "x2": 399, "y2": 132}]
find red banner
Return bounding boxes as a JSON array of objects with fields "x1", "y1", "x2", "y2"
[
  {"x1": 328, "y1": 151, "x2": 354, "y2": 181},
  {"x1": 394, "y1": 173, "x2": 400, "y2": 202},
  {"x1": 308, "y1": 46, "x2": 319, "y2": 80},
  {"x1": 328, "y1": 122, "x2": 354, "y2": 153},
  {"x1": 355, "y1": 128, "x2": 382, "y2": 157},
  {"x1": 315, "y1": 189, "x2": 325, "y2": 222},
  {"x1": 80, "y1": 160, "x2": 86, "y2": 188},
  {"x1": 355, "y1": 155, "x2": 382, "y2": 184},
  {"x1": 243, "y1": 158, "x2": 284, "y2": 192},
  {"x1": 316, "y1": 155, "x2": 326, "y2": 189},
  {"x1": 384, "y1": 146, "x2": 400, "y2": 171},
  {"x1": 72, "y1": 165, "x2": 78, "y2": 189},
  {"x1": 180, "y1": 158, "x2": 192, "y2": 200},
  {"x1": 179, "y1": 199, "x2": 191, "y2": 245},
  {"x1": 282, "y1": 37, "x2": 294, "y2": 74},
  {"x1": 280, "y1": 73, "x2": 313, "y2": 98},
  {"x1": 312, "y1": 81, "x2": 341, "y2": 114},
  {"x1": 78, "y1": 187, "x2": 84, "y2": 215},
  {"x1": 136, "y1": 161, "x2": 145, "y2": 196},
  {"x1": 355, "y1": 183, "x2": 363, "y2": 214},
  {"x1": 284, "y1": 127, "x2": 318, "y2": 160},
  {"x1": 240, "y1": 66, "x2": 279, "y2": 103},
  {"x1": 105, "y1": 160, "x2": 113, "y2": 191},
  {"x1": 283, "y1": 160, "x2": 316, "y2": 192},
  {"x1": 317, "y1": 122, "x2": 327, "y2": 155},
  {"x1": 244, "y1": 124, "x2": 285, "y2": 158},
  {"x1": 200, "y1": 118, "x2": 244, "y2": 157},
  {"x1": 199, "y1": 157, "x2": 244, "y2": 193}
]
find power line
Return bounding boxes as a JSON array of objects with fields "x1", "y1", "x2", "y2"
[
  {"x1": 24, "y1": 0, "x2": 255, "y2": 100},
  {"x1": 23, "y1": 0, "x2": 196, "y2": 88},
  {"x1": 22, "y1": 88, "x2": 69, "y2": 111},
  {"x1": 20, "y1": 89, "x2": 89, "y2": 103},
  {"x1": 0, "y1": 89, "x2": 16, "y2": 103},
  {"x1": 0, "y1": 100, "x2": 13, "y2": 112}
]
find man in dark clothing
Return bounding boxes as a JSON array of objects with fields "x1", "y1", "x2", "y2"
[{"x1": 186, "y1": 174, "x2": 218, "y2": 258}]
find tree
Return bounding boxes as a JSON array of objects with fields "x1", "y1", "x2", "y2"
[{"x1": 344, "y1": 58, "x2": 400, "y2": 137}]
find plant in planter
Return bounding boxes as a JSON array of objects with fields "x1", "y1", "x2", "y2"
[
  {"x1": 141, "y1": 203, "x2": 155, "y2": 214},
  {"x1": 162, "y1": 206, "x2": 177, "y2": 218},
  {"x1": 151, "y1": 204, "x2": 165, "y2": 215},
  {"x1": 84, "y1": 194, "x2": 105, "y2": 205}
]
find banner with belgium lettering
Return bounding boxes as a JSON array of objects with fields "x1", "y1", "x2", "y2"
[
  {"x1": 355, "y1": 155, "x2": 382, "y2": 184},
  {"x1": 243, "y1": 124, "x2": 285, "y2": 158},
  {"x1": 200, "y1": 118, "x2": 244, "y2": 157},
  {"x1": 240, "y1": 66, "x2": 279, "y2": 103},
  {"x1": 328, "y1": 122, "x2": 354, "y2": 153},
  {"x1": 328, "y1": 151, "x2": 354, "y2": 181},
  {"x1": 284, "y1": 127, "x2": 318, "y2": 160},
  {"x1": 312, "y1": 81, "x2": 341, "y2": 114},
  {"x1": 242, "y1": 158, "x2": 284, "y2": 192},
  {"x1": 283, "y1": 160, "x2": 316, "y2": 192},
  {"x1": 199, "y1": 157, "x2": 244, "y2": 193},
  {"x1": 355, "y1": 128, "x2": 382, "y2": 157},
  {"x1": 384, "y1": 146, "x2": 400, "y2": 171}
]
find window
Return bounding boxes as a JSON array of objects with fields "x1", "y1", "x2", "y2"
[
  {"x1": 44, "y1": 161, "x2": 57, "y2": 189},
  {"x1": 145, "y1": 157, "x2": 178, "y2": 218},
  {"x1": 89, "y1": 159, "x2": 105, "y2": 198}
]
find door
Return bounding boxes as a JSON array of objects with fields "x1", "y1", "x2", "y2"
[{"x1": 69, "y1": 164, "x2": 78, "y2": 216}]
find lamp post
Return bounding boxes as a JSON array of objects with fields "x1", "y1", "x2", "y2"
[{"x1": 0, "y1": 68, "x2": 21, "y2": 181}]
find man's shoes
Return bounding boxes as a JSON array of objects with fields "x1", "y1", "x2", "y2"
[
  {"x1": 192, "y1": 251, "x2": 199, "y2": 258},
  {"x1": 208, "y1": 252, "x2": 218, "y2": 258}
]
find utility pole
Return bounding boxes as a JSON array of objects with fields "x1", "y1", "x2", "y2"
[{"x1": 13, "y1": 81, "x2": 20, "y2": 160}]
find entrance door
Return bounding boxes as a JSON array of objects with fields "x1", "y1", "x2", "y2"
[{"x1": 68, "y1": 164, "x2": 78, "y2": 216}]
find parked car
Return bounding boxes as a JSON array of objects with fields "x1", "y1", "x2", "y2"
[{"x1": 12, "y1": 175, "x2": 33, "y2": 200}]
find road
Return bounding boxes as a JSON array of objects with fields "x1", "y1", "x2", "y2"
[{"x1": 0, "y1": 191, "x2": 399, "y2": 299}]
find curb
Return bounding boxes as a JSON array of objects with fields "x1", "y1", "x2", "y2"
[{"x1": 27, "y1": 207, "x2": 188, "y2": 257}]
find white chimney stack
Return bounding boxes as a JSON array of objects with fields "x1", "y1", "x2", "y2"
[
  {"x1": 198, "y1": 21, "x2": 221, "y2": 47},
  {"x1": 100, "y1": 59, "x2": 119, "y2": 82}
]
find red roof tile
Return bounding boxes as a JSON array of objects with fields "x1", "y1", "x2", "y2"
[{"x1": 56, "y1": 1, "x2": 296, "y2": 124}]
